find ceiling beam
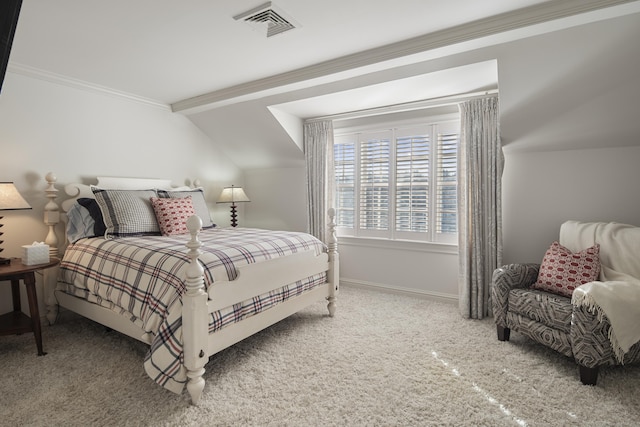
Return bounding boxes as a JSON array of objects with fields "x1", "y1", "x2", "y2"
[{"x1": 172, "y1": 0, "x2": 639, "y2": 114}]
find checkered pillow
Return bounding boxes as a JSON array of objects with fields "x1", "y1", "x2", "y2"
[
  {"x1": 532, "y1": 241, "x2": 601, "y2": 297},
  {"x1": 150, "y1": 196, "x2": 196, "y2": 236},
  {"x1": 92, "y1": 187, "x2": 160, "y2": 238},
  {"x1": 157, "y1": 188, "x2": 215, "y2": 228}
]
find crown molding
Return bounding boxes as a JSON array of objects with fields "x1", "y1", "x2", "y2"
[
  {"x1": 7, "y1": 63, "x2": 171, "y2": 112},
  {"x1": 172, "y1": 0, "x2": 639, "y2": 114}
]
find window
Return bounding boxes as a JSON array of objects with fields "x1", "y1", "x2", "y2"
[{"x1": 334, "y1": 115, "x2": 459, "y2": 244}]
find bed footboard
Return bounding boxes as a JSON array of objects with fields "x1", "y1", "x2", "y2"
[
  {"x1": 182, "y1": 216, "x2": 209, "y2": 405},
  {"x1": 326, "y1": 208, "x2": 339, "y2": 316},
  {"x1": 40, "y1": 172, "x2": 340, "y2": 405}
]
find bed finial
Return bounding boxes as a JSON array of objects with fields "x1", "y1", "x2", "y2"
[
  {"x1": 44, "y1": 172, "x2": 60, "y2": 258},
  {"x1": 326, "y1": 208, "x2": 339, "y2": 317},
  {"x1": 183, "y1": 214, "x2": 208, "y2": 404},
  {"x1": 44, "y1": 172, "x2": 61, "y2": 325}
]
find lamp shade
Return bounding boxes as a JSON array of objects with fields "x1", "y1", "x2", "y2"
[
  {"x1": 217, "y1": 186, "x2": 250, "y2": 204},
  {"x1": 0, "y1": 182, "x2": 31, "y2": 210}
]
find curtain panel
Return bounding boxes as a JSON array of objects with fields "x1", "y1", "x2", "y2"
[
  {"x1": 457, "y1": 96, "x2": 503, "y2": 319},
  {"x1": 303, "y1": 121, "x2": 335, "y2": 242}
]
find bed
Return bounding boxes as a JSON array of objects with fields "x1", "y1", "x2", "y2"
[{"x1": 41, "y1": 172, "x2": 339, "y2": 404}]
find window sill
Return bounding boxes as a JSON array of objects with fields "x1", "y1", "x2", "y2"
[{"x1": 337, "y1": 236, "x2": 458, "y2": 255}]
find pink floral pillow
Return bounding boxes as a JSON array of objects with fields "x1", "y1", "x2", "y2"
[
  {"x1": 532, "y1": 241, "x2": 601, "y2": 297},
  {"x1": 150, "y1": 196, "x2": 196, "y2": 236}
]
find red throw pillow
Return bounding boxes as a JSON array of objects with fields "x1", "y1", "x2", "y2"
[
  {"x1": 532, "y1": 241, "x2": 601, "y2": 298},
  {"x1": 150, "y1": 196, "x2": 196, "y2": 236}
]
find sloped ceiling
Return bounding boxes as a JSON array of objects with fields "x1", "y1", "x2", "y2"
[
  {"x1": 8, "y1": 0, "x2": 640, "y2": 169},
  {"x1": 11, "y1": 0, "x2": 556, "y2": 104}
]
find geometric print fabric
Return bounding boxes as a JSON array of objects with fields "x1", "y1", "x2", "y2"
[
  {"x1": 532, "y1": 241, "x2": 600, "y2": 297},
  {"x1": 150, "y1": 196, "x2": 196, "y2": 236},
  {"x1": 492, "y1": 260, "x2": 640, "y2": 384},
  {"x1": 157, "y1": 189, "x2": 215, "y2": 229}
]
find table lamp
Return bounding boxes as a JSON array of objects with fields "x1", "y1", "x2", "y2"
[
  {"x1": 0, "y1": 182, "x2": 32, "y2": 265},
  {"x1": 216, "y1": 185, "x2": 250, "y2": 227}
]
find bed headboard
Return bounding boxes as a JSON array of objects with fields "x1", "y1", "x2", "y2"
[
  {"x1": 96, "y1": 176, "x2": 175, "y2": 191},
  {"x1": 40, "y1": 172, "x2": 210, "y2": 328},
  {"x1": 44, "y1": 172, "x2": 194, "y2": 254},
  {"x1": 59, "y1": 176, "x2": 189, "y2": 213}
]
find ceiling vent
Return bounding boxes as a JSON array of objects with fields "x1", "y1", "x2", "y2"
[{"x1": 234, "y1": 2, "x2": 298, "y2": 38}]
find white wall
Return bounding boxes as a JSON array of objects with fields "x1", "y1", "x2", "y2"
[
  {"x1": 0, "y1": 72, "x2": 243, "y2": 315},
  {"x1": 4, "y1": 10, "x2": 639, "y2": 315},
  {"x1": 502, "y1": 146, "x2": 640, "y2": 263},
  {"x1": 244, "y1": 168, "x2": 307, "y2": 232},
  {"x1": 339, "y1": 240, "x2": 458, "y2": 301},
  {"x1": 230, "y1": 11, "x2": 640, "y2": 301},
  {"x1": 497, "y1": 12, "x2": 640, "y2": 263}
]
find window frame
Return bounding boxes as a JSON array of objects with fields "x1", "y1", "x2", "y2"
[{"x1": 333, "y1": 112, "x2": 460, "y2": 245}]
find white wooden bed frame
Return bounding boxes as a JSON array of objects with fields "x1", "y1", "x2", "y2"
[{"x1": 41, "y1": 172, "x2": 339, "y2": 404}]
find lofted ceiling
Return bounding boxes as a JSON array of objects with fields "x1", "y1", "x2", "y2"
[{"x1": 7, "y1": 0, "x2": 640, "y2": 168}]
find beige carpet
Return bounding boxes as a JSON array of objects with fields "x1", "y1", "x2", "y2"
[{"x1": 1, "y1": 286, "x2": 639, "y2": 426}]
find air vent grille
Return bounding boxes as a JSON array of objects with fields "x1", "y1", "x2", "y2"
[{"x1": 234, "y1": 2, "x2": 298, "y2": 37}]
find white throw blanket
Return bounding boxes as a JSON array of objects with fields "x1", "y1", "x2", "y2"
[{"x1": 560, "y1": 221, "x2": 640, "y2": 363}]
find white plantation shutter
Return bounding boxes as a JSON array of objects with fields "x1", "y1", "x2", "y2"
[
  {"x1": 334, "y1": 140, "x2": 355, "y2": 229},
  {"x1": 333, "y1": 117, "x2": 459, "y2": 243},
  {"x1": 395, "y1": 127, "x2": 430, "y2": 233},
  {"x1": 436, "y1": 122, "x2": 459, "y2": 240},
  {"x1": 359, "y1": 131, "x2": 390, "y2": 232}
]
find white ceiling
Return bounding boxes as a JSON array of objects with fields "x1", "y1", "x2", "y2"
[
  {"x1": 269, "y1": 61, "x2": 499, "y2": 120},
  {"x1": 9, "y1": 0, "x2": 591, "y2": 106},
  {"x1": 8, "y1": 0, "x2": 640, "y2": 169}
]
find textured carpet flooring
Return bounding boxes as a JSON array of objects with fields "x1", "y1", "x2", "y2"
[{"x1": 1, "y1": 286, "x2": 639, "y2": 426}]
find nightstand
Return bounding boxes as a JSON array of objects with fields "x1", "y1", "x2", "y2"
[{"x1": 0, "y1": 257, "x2": 60, "y2": 356}]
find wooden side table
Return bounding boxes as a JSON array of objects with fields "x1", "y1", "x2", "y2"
[{"x1": 0, "y1": 257, "x2": 60, "y2": 356}]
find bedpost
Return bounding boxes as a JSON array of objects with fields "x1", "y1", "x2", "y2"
[
  {"x1": 327, "y1": 208, "x2": 339, "y2": 317},
  {"x1": 43, "y1": 172, "x2": 60, "y2": 325},
  {"x1": 182, "y1": 215, "x2": 209, "y2": 405}
]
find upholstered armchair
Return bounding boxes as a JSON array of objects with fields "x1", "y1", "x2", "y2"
[{"x1": 492, "y1": 221, "x2": 640, "y2": 385}]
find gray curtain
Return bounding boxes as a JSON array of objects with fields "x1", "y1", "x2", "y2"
[
  {"x1": 457, "y1": 96, "x2": 503, "y2": 319},
  {"x1": 303, "y1": 120, "x2": 334, "y2": 242}
]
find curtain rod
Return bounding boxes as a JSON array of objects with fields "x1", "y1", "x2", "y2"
[{"x1": 306, "y1": 89, "x2": 498, "y2": 123}]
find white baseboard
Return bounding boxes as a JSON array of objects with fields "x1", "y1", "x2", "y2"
[{"x1": 340, "y1": 278, "x2": 458, "y2": 305}]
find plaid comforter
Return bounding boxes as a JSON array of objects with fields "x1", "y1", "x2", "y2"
[{"x1": 59, "y1": 227, "x2": 327, "y2": 394}]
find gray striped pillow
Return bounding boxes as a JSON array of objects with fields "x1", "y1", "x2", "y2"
[{"x1": 92, "y1": 187, "x2": 160, "y2": 238}]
